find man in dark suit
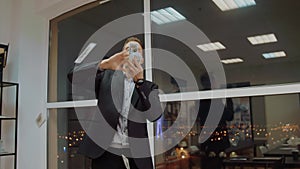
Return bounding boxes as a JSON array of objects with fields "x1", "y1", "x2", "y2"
[
  {"x1": 68, "y1": 37, "x2": 162, "y2": 169},
  {"x1": 198, "y1": 72, "x2": 234, "y2": 169}
]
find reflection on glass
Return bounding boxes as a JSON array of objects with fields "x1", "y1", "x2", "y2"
[
  {"x1": 48, "y1": 108, "x2": 90, "y2": 169},
  {"x1": 48, "y1": 0, "x2": 143, "y2": 102},
  {"x1": 154, "y1": 100, "x2": 199, "y2": 169},
  {"x1": 151, "y1": 0, "x2": 300, "y2": 94},
  {"x1": 227, "y1": 97, "x2": 253, "y2": 149},
  {"x1": 154, "y1": 93, "x2": 300, "y2": 168}
]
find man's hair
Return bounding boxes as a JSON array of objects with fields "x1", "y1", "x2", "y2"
[
  {"x1": 200, "y1": 72, "x2": 212, "y2": 90},
  {"x1": 124, "y1": 37, "x2": 143, "y2": 48}
]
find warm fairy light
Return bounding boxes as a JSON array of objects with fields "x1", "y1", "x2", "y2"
[{"x1": 58, "y1": 124, "x2": 300, "y2": 148}]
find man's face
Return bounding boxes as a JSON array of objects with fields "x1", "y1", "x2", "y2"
[
  {"x1": 123, "y1": 41, "x2": 144, "y2": 65},
  {"x1": 123, "y1": 41, "x2": 143, "y2": 56}
]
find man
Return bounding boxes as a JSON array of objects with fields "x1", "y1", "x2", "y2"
[
  {"x1": 198, "y1": 72, "x2": 234, "y2": 169},
  {"x1": 68, "y1": 37, "x2": 162, "y2": 169}
]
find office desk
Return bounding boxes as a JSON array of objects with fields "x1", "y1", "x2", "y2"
[
  {"x1": 264, "y1": 145, "x2": 298, "y2": 157},
  {"x1": 223, "y1": 157, "x2": 284, "y2": 169},
  {"x1": 223, "y1": 157, "x2": 300, "y2": 169},
  {"x1": 285, "y1": 157, "x2": 300, "y2": 168}
]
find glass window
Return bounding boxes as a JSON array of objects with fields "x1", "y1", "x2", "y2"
[
  {"x1": 48, "y1": 1, "x2": 300, "y2": 169},
  {"x1": 48, "y1": 108, "x2": 90, "y2": 169},
  {"x1": 48, "y1": 0, "x2": 144, "y2": 102},
  {"x1": 155, "y1": 93, "x2": 300, "y2": 168},
  {"x1": 150, "y1": 0, "x2": 300, "y2": 94}
]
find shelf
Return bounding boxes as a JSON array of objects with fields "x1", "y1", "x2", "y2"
[
  {"x1": 0, "y1": 152, "x2": 15, "y2": 157},
  {"x1": 0, "y1": 115, "x2": 16, "y2": 120},
  {"x1": 0, "y1": 80, "x2": 18, "y2": 169},
  {"x1": 0, "y1": 82, "x2": 18, "y2": 87}
]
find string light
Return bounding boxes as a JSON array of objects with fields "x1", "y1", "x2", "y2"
[
  {"x1": 57, "y1": 130, "x2": 86, "y2": 147},
  {"x1": 59, "y1": 123, "x2": 299, "y2": 147}
]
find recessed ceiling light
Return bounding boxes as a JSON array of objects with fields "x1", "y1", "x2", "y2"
[
  {"x1": 197, "y1": 42, "x2": 226, "y2": 52},
  {"x1": 151, "y1": 7, "x2": 186, "y2": 25},
  {"x1": 262, "y1": 51, "x2": 286, "y2": 59},
  {"x1": 212, "y1": 0, "x2": 256, "y2": 11},
  {"x1": 247, "y1": 33, "x2": 278, "y2": 45},
  {"x1": 221, "y1": 58, "x2": 244, "y2": 64}
]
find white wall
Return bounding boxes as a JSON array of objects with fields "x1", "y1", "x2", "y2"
[
  {"x1": 1, "y1": 0, "x2": 21, "y2": 168},
  {"x1": 0, "y1": 0, "x2": 19, "y2": 81},
  {"x1": 17, "y1": 0, "x2": 49, "y2": 168},
  {"x1": 0, "y1": 0, "x2": 49, "y2": 168},
  {"x1": 0, "y1": 0, "x2": 94, "y2": 169}
]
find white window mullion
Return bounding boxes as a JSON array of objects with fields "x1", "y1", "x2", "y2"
[
  {"x1": 46, "y1": 99, "x2": 97, "y2": 109},
  {"x1": 159, "y1": 83, "x2": 300, "y2": 102},
  {"x1": 46, "y1": 83, "x2": 300, "y2": 109},
  {"x1": 144, "y1": 0, "x2": 152, "y2": 81},
  {"x1": 143, "y1": 0, "x2": 155, "y2": 167}
]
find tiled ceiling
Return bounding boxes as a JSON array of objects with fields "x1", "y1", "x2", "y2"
[{"x1": 70, "y1": 0, "x2": 300, "y2": 72}]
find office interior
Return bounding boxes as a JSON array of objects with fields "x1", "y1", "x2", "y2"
[{"x1": 1, "y1": 0, "x2": 300, "y2": 169}]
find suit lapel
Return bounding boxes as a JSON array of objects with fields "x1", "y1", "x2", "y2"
[
  {"x1": 131, "y1": 89, "x2": 139, "y2": 108},
  {"x1": 111, "y1": 70, "x2": 125, "y2": 113}
]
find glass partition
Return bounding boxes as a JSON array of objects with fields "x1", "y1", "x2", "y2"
[
  {"x1": 48, "y1": 93, "x2": 300, "y2": 168},
  {"x1": 154, "y1": 93, "x2": 300, "y2": 168},
  {"x1": 48, "y1": 1, "x2": 300, "y2": 169},
  {"x1": 154, "y1": 100, "x2": 200, "y2": 168},
  {"x1": 150, "y1": 0, "x2": 300, "y2": 94},
  {"x1": 48, "y1": 108, "x2": 91, "y2": 169},
  {"x1": 48, "y1": 0, "x2": 144, "y2": 102}
]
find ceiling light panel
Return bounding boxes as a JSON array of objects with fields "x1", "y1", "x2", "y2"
[
  {"x1": 262, "y1": 51, "x2": 286, "y2": 59},
  {"x1": 197, "y1": 42, "x2": 226, "y2": 52},
  {"x1": 150, "y1": 7, "x2": 186, "y2": 25},
  {"x1": 221, "y1": 58, "x2": 244, "y2": 64},
  {"x1": 247, "y1": 33, "x2": 278, "y2": 45},
  {"x1": 212, "y1": 0, "x2": 256, "y2": 11}
]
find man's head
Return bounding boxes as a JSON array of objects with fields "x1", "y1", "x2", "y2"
[
  {"x1": 123, "y1": 37, "x2": 143, "y2": 54},
  {"x1": 200, "y1": 72, "x2": 217, "y2": 90},
  {"x1": 123, "y1": 37, "x2": 144, "y2": 64}
]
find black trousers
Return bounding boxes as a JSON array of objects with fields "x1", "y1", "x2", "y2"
[{"x1": 92, "y1": 149, "x2": 139, "y2": 169}]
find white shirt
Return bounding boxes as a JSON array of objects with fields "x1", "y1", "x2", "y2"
[{"x1": 110, "y1": 77, "x2": 135, "y2": 148}]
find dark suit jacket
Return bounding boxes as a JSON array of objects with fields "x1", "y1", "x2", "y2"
[
  {"x1": 68, "y1": 61, "x2": 162, "y2": 169},
  {"x1": 198, "y1": 98, "x2": 234, "y2": 153}
]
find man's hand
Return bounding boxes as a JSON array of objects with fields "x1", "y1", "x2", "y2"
[
  {"x1": 98, "y1": 50, "x2": 129, "y2": 70},
  {"x1": 98, "y1": 50, "x2": 144, "y2": 81},
  {"x1": 123, "y1": 58, "x2": 144, "y2": 81}
]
